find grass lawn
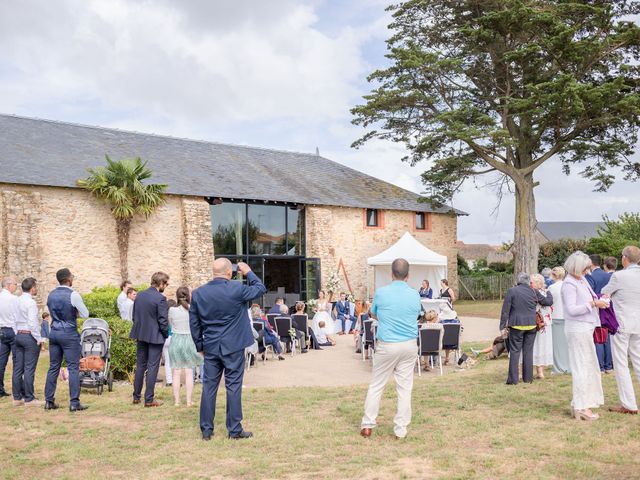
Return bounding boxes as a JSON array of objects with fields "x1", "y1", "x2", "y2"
[
  {"x1": 1, "y1": 350, "x2": 639, "y2": 480},
  {"x1": 455, "y1": 300, "x2": 502, "y2": 318}
]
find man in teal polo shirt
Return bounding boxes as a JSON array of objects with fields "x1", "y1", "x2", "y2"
[{"x1": 360, "y1": 258, "x2": 421, "y2": 439}]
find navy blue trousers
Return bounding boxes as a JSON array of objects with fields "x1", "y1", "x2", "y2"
[
  {"x1": 596, "y1": 335, "x2": 614, "y2": 372},
  {"x1": 12, "y1": 333, "x2": 40, "y2": 402},
  {"x1": 133, "y1": 341, "x2": 163, "y2": 404},
  {"x1": 0, "y1": 327, "x2": 15, "y2": 395},
  {"x1": 45, "y1": 328, "x2": 81, "y2": 407},
  {"x1": 200, "y1": 346, "x2": 246, "y2": 436}
]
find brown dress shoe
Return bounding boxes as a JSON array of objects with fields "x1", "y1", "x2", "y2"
[
  {"x1": 360, "y1": 428, "x2": 372, "y2": 438},
  {"x1": 144, "y1": 400, "x2": 164, "y2": 407},
  {"x1": 608, "y1": 405, "x2": 638, "y2": 415},
  {"x1": 132, "y1": 399, "x2": 141, "y2": 405}
]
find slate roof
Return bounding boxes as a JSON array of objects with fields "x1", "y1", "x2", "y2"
[
  {"x1": 536, "y1": 222, "x2": 605, "y2": 242},
  {"x1": 0, "y1": 114, "x2": 464, "y2": 215}
]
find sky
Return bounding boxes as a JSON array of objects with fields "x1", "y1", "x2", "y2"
[{"x1": 0, "y1": 0, "x2": 638, "y2": 245}]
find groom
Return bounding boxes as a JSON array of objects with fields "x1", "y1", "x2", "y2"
[{"x1": 335, "y1": 292, "x2": 356, "y2": 335}]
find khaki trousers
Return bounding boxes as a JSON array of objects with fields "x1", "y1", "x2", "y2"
[
  {"x1": 361, "y1": 339, "x2": 417, "y2": 438},
  {"x1": 611, "y1": 331, "x2": 640, "y2": 411}
]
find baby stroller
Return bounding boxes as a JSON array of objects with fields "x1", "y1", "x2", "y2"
[{"x1": 79, "y1": 318, "x2": 113, "y2": 395}]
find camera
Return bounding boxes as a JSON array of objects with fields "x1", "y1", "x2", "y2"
[{"x1": 232, "y1": 263, "x2": 239, "y2": 273}]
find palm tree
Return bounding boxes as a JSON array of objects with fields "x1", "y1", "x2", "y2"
[{"x1": 77, "y1": 155, "x2": 167, "y2": 281}]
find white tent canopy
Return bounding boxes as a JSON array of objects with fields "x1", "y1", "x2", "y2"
[{"x1": 367, "y1": 232, "x2": 448, "y2": 293}]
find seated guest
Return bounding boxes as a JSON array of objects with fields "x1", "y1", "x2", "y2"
[
  {"x1": 418, "y1": 310, "x2": 443, "y2": 371},
  {"x1": 250, "y1": 305, "x2": 285, "y2": 361},
  {"x1": 121, "y1": 287, "x2": 137, "y2": 321},
  {"x1": 419, "y1": 280, "x2": 433, "y2": 299},
  {"x1": 278, "y1": 305, "x2": 308, "y2": 354},
  {"x1": 438, "y1": 305, "x2": 461, "y2": 365},
  {"x1": 268, "y1": 297, "x2": 285, "y2": 316},
  {"x1": 471, "y1": 329, "x2": 509, "y2": 360},
  {"x1": 316, "y1": 321, "x2": 335, "y2": 346}
]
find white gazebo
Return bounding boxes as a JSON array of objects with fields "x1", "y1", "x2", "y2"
[{"x1": 367, "y1": 232, "x2": 448, "y2": 293}]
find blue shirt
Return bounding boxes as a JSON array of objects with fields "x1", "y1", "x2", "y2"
[{"x1": 371, "y1": 281, "x2": 421, "y2": 342}]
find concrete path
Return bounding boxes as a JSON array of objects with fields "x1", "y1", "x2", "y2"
[{"x1": 242, "y1": 316, "x2": 499, "y2": 389}]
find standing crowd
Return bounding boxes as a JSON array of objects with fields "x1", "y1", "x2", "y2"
[{"x1": 498, "y1": 246, "x2": 640, "y2": 421}]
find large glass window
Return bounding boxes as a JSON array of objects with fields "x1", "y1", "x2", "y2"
[
  {"x1": 211, "y1": 203, "x2": 246, "y2": 255},
  {"x1": 287, "y1": 207, "x2": 305, "y2": 255},
  {"x1": 248, "y1": 204, "x2": 286, "y2": 255}
]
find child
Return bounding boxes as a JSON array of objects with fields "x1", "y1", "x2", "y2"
[
  {"x1": 40, "y1": 312, "x2": 51, "y2": 352},
  {"x1": 316, "y1": 321, "x2": 335, "y2": 346}
]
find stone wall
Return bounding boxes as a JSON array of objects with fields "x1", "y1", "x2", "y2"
[
  {"x1": 0, "y1": 183, "x2": 214, "y2": 306},
  {"x1": 305, "y1": 205, "x2": 458, "y2": 299}
]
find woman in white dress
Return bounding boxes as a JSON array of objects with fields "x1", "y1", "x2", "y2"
[
  {"x1": 312, "y1": 290, "x2": 336, "y2": 338},
  {"x1": 532, "y1": 273, "x2": 553, "y2": 378}
]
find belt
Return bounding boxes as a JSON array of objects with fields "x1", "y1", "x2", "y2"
[{"x1": 17, "y1": 330, "x2": 31, "y2": 334}]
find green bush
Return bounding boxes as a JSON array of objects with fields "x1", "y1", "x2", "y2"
[
  {"x1": 80, "y1": 285, "x2": 147, "y2": 380},
  {"x1": 538, "y1": 238, "x2": 588, "y2": 270}
]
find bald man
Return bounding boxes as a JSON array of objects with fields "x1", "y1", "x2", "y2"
[{"x1": 190, "y1": 259, "x2": 266, "y2": 440}]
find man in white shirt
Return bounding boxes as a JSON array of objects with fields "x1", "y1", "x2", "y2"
[
  {"x1": 121, "y1": 287, "x2": 137, "y2": 321},
  {"x1": 117, "y1": 280, "x2": 132, "y2": 319},
  {"x1": 0, "y1": 277, "x2": 18, "y2": 398},
  {"x1": 602, "y1": 246, "x2": 640, "y2": 415},
  {"x1": 12, "y1": 277, "x2": 43, "y2": 406}
]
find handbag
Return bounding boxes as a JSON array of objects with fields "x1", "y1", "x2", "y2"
[
  {"x1": 593, "y1": 326, "x2": 608, "y2": 345},
  {"x1": 535, "y1": 312, "x2": 546, "y2": 332},
  {"x1": 80, "y1": 355, "x2": 105, "y2": 372}
]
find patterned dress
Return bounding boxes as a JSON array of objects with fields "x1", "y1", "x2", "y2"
[{"x1": 168, "y1": 306, "x2": 201, "y2": 369}]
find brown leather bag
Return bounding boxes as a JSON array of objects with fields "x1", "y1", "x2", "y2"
[
  {"x1": 535, "y1": 312, "x2": 545, "y2": 332},
  {"x1": 80, "y1": 355, "x2": 105, "y2": 372}
]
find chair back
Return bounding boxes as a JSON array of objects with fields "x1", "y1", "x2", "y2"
[
  {"x1": 363, "y1": 320, "x2": 375, "y2": 344},
  {"x1": 274, "y1": 317, "x2": 293, "y2": 337},
  {"x1": 419, "y1": 328, "x2": 442, "y2": 354},
  {"x1": 266, "y1": 313, "x2": 279, "y2": 329},
  {"x1": 252, "y1": 321, "x2": 264, "y2": 333},
  {"x1": 442, "y1": 323, "x2": 461, "y2": 348},
  {"x1": 291, "y1": 314, "x2": 307, "y2": 333}
]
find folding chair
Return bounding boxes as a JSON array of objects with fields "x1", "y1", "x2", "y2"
[
  {"x1": 291, "y1": 314, "x2": 309, "y2": 349},
  {"x1": 362, "y1": 320, "x2": 376, "y2": 361},
  {"x1": 417, "y1": 328, "x2": 444, "y2": 376},
  {"x1": 274, "y1": 317, "x2": 297, "y2": 356},
  {"x1": 253, "y1": 321, "x2": 275, "y2": 363},
  {"x1": 442, "y1": 323, "x2": 462, "y2": 363},
  {"x1": 266, "y1": 313, "x2": 279, "y2": 329}
]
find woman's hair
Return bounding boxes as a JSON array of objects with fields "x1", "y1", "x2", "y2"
[
  {"x1": 295, "y1": 301, "x2": 305, "y2": 312},
  {"x1": 42, "y1": 311, "x2": 50, "y2": 319},
  {"x1": 167, "y1": 299, "x2": 177, "y2": 308},
  {"x1": 564, "y1": 251, "x2": 592, "y2": 276},
  {"x1": 318, "y1": 290, "x2": 325, "y2": 298},
  {"x1": 551, "y1": 266, "x2": 566, "y2": 281},
  {"x1": 424, "y1": 310, "x2": 438, "y2": 323},
  {"x1": 176, "y1": 286, "x2": 190, "y2": 309},
  {"x1": 422, "y1": 279, "x2": 429, "y2": 286},
  {"x1": 441, "y1": 279, "x2": 449, "y2": 287},
  {"x1": 530, "y1": 273, "x2": 545, "y2": 289},
  {"x1": 250, "y1": 304, "x2": 263, "y2": 319}
]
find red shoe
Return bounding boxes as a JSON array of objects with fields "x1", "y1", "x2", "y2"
[
  {"x1": 608, "y1": 405, "x2": 638, "y2": 415},
  {"x1": 360, "y1": 428, "x2": 372, "y2": 438}
]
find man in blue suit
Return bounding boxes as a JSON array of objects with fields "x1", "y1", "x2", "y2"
[
  {"x1": 190, "y1": 258, "x2": 266, "y2": 440},
  {"x1": 129, "y1": 272, "x2": 169, "y2": 407},
  {"x1": 586, "y1": 254, "x2": 615, "y2": 373},
  {"x1": 335, "y1": 292, "x2": 356, "y2": 334}
]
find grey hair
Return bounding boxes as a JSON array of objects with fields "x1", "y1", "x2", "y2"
[
  {"x1": 1, "y1": 277, "x2": 16, "y2": 288},
  {"x1": 564, "y1": 251, "x2": 592, "y2": 276},
  {"x1": 516, "y1": 272, "x2": 530, "y2": 285},
  {"x1": 530, "y1": 273, "x2": 545, "y2": 288},
  {"x1": 551, "y1": 266, "x2": 566, "y2": 281},
  {"x1": 622, "y1": 245, "x2": 640, "y2": 264},
  {"x1": 540, "y1": 267, "x2": 552, "y2": 276}
]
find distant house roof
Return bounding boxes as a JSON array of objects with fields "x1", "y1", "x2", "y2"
[
  {"x1": 457, "y1": 241, "x2": 513, "y2": 263},
  {"x1": 536, "y1": 222, "x2": 605, "y2": 243},
  {"x1": 0, "y1": 114, "x2": 465, "y2": 215}
]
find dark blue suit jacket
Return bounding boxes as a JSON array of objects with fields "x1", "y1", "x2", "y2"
[
  {"x1": 335, "y1": 300, "x2": 354, "y2": 320},
  {"x1": 129, "y1": 287, "x2": 169, "y2": 345},
  {"x1": 586, "y1": 268, "x2": 612, "y2": 295},
  {"x1": 190, "y1": 272, "x2": 267, "y2": 355}
]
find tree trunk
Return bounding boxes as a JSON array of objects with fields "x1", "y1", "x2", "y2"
[
  {"x1": 115, "y1": 217, "x2": 132, "y2": 282},
  {"x1": 512, "y1": 173, "x2": 539, "y2": 277}
]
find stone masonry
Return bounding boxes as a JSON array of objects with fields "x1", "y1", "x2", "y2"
[
  {"x1": 305, "y1": 205, "x2": 458, "y2": 299},
  {"x1": 0, "y1": 183, "x2": 214, "y2": 305}
]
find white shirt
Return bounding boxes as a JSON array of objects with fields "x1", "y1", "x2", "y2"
[
  {"x1": 15, "y1": 292, "x2": 42, "y2": 343},
  {"x1": 317, "y1": 327, "x2": 329, "y2": 344},
  {"x1": 60, "y1": 286, "x2": 90, "y2": 318},
  {"x1": 168, "y1": 306, "x2": 191, "y2": 335},
  {"x1": 117, "y1": 291, "x2": 128, "y2": 318},
  {"x1": 0, "y1": 289, "x2": 18, "y2": 330},
  {"x1": 602, "y1": 264, "x2": 640, "y2": 334},
  {"x1": 548, "y1": 281, "x2": 564, "y2": 319},
  {"x1": 121, "y1": 298, "x2": 134, "y2": 321}
]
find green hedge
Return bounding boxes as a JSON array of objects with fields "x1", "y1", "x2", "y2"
[{"x1": 80, "y1": 285, "x2": 147, "y2": 380}]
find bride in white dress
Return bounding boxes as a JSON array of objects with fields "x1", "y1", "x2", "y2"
[{"x1": 312, "y1": 290, "x2": 336, "y2": 336}]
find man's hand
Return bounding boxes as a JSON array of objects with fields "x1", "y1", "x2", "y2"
[{"x1": 237, "y1": 262, "x2": 252, "y2": 276}]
